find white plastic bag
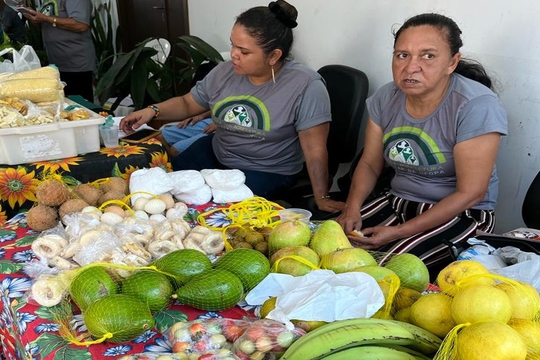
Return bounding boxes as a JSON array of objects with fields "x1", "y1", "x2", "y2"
[
  {"x1": 492, "y1": 247, "x2": 540, "y2": 292},
  {"x1": 245, "y1": 270, "x2": 385, "y2": 329},
  {"x1": 0, "y1": 45, "x2": 41, "y2": 74},
  {"x1": 129, "y1": 167, "x2": 174, "y2": 205}
]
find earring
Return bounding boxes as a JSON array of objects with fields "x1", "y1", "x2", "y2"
[{"x1": 271, "y1": 66, "x2": 276, "y2": 83}]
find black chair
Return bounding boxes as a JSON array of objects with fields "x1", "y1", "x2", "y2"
[
  {"x1": 275, "y1": 64, "x2": 369, "y2": 217},
  {"x1": 470, "y1": 169, "x2": 540, "y2": 254},
  {"x1": 522, "y1": 170, "x2": 540, "y2": 230}
]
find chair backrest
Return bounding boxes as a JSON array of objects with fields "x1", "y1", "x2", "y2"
[
  {"x1": 522, "y1": 170, "x2": 540, "y2": 229},
  {"x1": 318, "y1": 64, "x2": 369, "y2": 177}
]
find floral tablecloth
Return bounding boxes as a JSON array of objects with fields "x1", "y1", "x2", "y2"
[
  {"x1": 0, "y1": 205, "x2": 253, "y2": 360},
  {"x1": 0, "y1": 139, "x2": 171, "y2": 222}
]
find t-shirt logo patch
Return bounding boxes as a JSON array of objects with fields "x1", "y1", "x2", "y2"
[
  {"x1": 224, "y1": 105, "x2": 252, "y2": 127},
  {"x1": 39, "y1": 0, "x2": 59, "y2": 16},
  {"x1": 389, "y1": 139, "x2": 419, "y2": 165}
]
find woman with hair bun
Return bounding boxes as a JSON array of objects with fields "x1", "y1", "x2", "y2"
[
  {"x1": 337, "y1": 13, "x2": 508, "y2": 274},
  {"x1": 120, "y1": 1, "x2": 344, "y2": 213}
]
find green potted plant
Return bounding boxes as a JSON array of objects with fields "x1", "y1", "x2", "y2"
[
  {"x1": 95, "y1": 35, "x2": 224, "y2": 112},
  {"x1": 91, "y1": 1, "x2": 121, "y2": 82}
]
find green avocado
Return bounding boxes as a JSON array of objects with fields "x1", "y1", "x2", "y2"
[
  {"x1": 175, "y1": 268, "x2": 244, "y2": 311},
  {"x1": 84, "y1": 294, "x2": 154, "y2": 343},
  {"x1": 152, "y1": 249, "x2": 213, "y2": 288},
  {"x1": 214, "y1": 248, "x2": 270, "y2": 291},
  {"x1": 121, "y1": 270, "x2": 174, "y2": 312},
  {"x1": 69, "y1": 265, "x2": 119, "y2": 311}
]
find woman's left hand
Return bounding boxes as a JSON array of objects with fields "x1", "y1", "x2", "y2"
[
  {"x1": 351, "y1": 225, "x2": 400, "y2": 249},
  {"x1": 315, "y1": 198, "x2": 346, "y2": 213}
]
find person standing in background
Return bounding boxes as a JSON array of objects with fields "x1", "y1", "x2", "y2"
[
  {"x1": 2, "y1": 5, "x2": 27, "y2": 44},
  {"x1": 22, "y1": 0, "x2": 96, "y2": 102}
]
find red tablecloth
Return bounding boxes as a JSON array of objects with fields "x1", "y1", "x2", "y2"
[{"x1": 0, "y1": 208, "x2": 253, "y2": 360}]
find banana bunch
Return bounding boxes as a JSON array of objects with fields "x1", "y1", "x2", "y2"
[{"x1": 280, "y1": 317, "x2": 441, "y2": 360}]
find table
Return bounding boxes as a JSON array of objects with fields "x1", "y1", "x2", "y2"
[
  {"x1": 0, "y1": 139, "x2": 171, "y2": 223},
  {"x1": 0, "y1": 208, "x2": 253, "y2": 360}
]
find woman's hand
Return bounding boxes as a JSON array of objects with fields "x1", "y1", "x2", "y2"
[
  {"x1": 21, "y1": 8, "x2": 40, "y2": 22},
  {"x1": 315, "y1": 197, "x2": 345, "y2": 213},
  {"x1": 352, "y1": 225, "x2": 401, "y2": 249},
  {"x1": 203, "y1": 122, "x2": 217, "y2": 134},
  {"x1": 119, "y1": 108, "x2": 155, "y2": 134},
  {"x1": 178, "y1": 113, "x2": 208, "y2": 128},
  {"x1": 336, "y1": 207, "x2": 363, "y2": 237}
]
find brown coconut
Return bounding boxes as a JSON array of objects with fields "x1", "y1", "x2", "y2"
[
  {"x1": 72, "y1": 183, "x2": 102, "y2": 206},
  {"x1": 98, "y1": 190, "x2": 127, "y2": 206},
  {"x1": 35, "y1": 179, "x2": 71, "y2": 207},
  {"x1": 26, "y1": 205, "x2": 59, "y2": 231},
  {"x1": 59, "y1": 198, "x2": 89, "y2": 220},
  {"x1": 100, "y1": 177, "x2": 128, "y2": 195}
]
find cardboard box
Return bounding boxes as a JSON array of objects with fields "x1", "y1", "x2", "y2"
[{"x1": 0, "y1": 108, "x2": 105, "y2": 165}]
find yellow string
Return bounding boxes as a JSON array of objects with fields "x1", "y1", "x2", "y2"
[
  {"x1": 271, "y1": 255, "x2": 319, "y2": 272},
  {"x1": 197, "y1": 196, "x2": 284, "y2": 231},
  {"x1": 123, "y1": 190, "x2": 158, "y2": 204},
  {"x1": 433, "y1": 323, "x2": 469, "y2": 360}
]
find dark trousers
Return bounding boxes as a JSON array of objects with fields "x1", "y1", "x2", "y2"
[
  {"x1": 171, "y1": 134, "x2": 298, "y2": 199},
  {"x1": 60, "y1": 70, "x2": 94, "y2": 103}
]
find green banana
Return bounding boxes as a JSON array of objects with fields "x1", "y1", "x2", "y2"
[
  {"x1": 388, "y1": 319, "x2": 442, "y2": 355},
  {"x1": 281, "y1": 318, "x2": 419, "y2": 360},
  {"x1": 318, "y1": 345, "x2": 420, "y2": 360},
  {"x1": 379, "y1": 344, "x2": 433, "y2": 360}
]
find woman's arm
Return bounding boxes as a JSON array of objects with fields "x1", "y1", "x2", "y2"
[
  {"x1": 298, "y1": 123, "x2": 345, "y2": 213},
  {"x1": 337, "y1": 119, "x2": 386, "y2": 233},
  {"x1": 23, "y1": 8, "x2": 89, "y2": 32},
  {"x1": 358, "y1": 132, "x2": 502, "y2": 249},
  {"x1": 119, "y1": 93, "x2": 208, "y2": 134}
]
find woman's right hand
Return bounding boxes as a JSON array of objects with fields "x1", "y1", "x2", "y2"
[
  {"x1": 119, "y1": 108, "x2": 155, "y2": 134},
  {"x1": 336, "y1": 206, "x2": 363, "y2": 240}
]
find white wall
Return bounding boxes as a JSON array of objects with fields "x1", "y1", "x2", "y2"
[{"x1": 188, "y1": 0, "x2": 540, "y2": 233}]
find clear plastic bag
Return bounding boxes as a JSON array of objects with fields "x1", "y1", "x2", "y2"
[
  {"x1": 0, "y1": 45, "x2": 41, "y2": 74},
  {"x1": 166, "y1": 318, "x2": 253, "y2": 357},
  {"x1": 118, "y1": 351, "x2": 240, "y2": 360},
  {"x1": 232, "y1": 318, "x2": 305, "y2": 359}
]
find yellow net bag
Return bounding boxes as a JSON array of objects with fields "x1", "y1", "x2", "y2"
[{"x1": 197, "y1": 196, "x2": 284, "y2": 252}]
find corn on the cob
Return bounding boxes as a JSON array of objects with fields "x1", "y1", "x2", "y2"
[
  {"x1": 6, "y1": 66, "x2": 60, "y2": 81},
  {"x1": 0, "y1": 78, "x2": 63, "y2": 103}
]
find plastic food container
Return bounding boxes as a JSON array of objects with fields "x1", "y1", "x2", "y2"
[
  {"x1": 0, "y1": 103, "x2": 105, "y2": 165},
  {"x1": 279, "y1": 208, "x2": 312, "y2": 223}
]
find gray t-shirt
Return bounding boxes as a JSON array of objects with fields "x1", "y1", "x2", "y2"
[
  {"x1": 367, "y1": 73, "x2": 508, "y2": 210},
  {"x1": 40, "y1": 0, "x2": 96, "y2": 72},
  {"x1": 191, "y1": 60, "x2": 331, "y2": 175}
]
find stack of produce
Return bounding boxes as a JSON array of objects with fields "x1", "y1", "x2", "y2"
[
  {"x1": 26, "y1": 176, "x2": 130, "y2": 231},
  {"x1": 29, "y1": 247, "x2": 272, "y2": 345},
  {"x1": 0, "y1": 66, "x2": 91, "y2": 128},
  {"x1": 424, "y1": 260, "x2": 540, "y2": 360},
  {"x1": 279, "y1": 317, "x2": 441, "y2": 359},
  {"x1": 167, "y1": 318, "x2": 305, "y2": 359}
]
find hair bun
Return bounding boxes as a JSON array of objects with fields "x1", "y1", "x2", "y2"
[{"x1": 268, "y1": 1, "x2": 297, "y2": 28}]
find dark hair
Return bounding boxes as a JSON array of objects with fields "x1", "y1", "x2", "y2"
[
  {"x1": 393, "y1": 13, "x2": 493, "y2": 89},
  {"x1": 235, "y1": 0, "x2": 298, "y2": 60}
]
